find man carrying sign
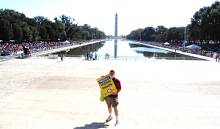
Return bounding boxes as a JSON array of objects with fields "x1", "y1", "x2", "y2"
[{"x1": 105, "y1": 70, "x2": 121, "y2": 126}]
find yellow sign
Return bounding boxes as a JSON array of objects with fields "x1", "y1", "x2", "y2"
[{"x1": 97, "y1": 74, "x2": 117, "y2": 98}]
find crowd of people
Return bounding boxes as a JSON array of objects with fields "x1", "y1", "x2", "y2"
[
  {"x1": 0, "y1": 40, "x2": 84, "y2": 57},
  {"x1": 213, "y1": 52, "x2": 220, "y2": 62},
  {"x1": 85, "y1": 52, "x2": 98, "y2": 61},
  {"x1": 0, "y1": 43, "x2": 23, "y2": 56}
]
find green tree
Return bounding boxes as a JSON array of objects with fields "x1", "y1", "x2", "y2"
[
  {"x1": 12, "y1": 23, "x2": 23, "y2": 42},
  {"x1": 188, "y1": 1, "x2": 220, "y2": 44},
  {"x1": 141, "y1": 27, "x2": 156, "y2": 41},
  {"x1": 0, "y1": 19, "x2": 14, "y2": 41},
  {"x1": 0, "y1": 9, "x2": 105, "y2": 42},
  {"x1": 126, "y1": 29, "x2": 143, "y2": 40},
  {"x1": 154, "y1": 26, "x2": 167, "y2": 42},
  {"x1": 166, "y1": 27, "x2": 184, "y2": 42}
]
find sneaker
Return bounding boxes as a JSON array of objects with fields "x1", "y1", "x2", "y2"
[
  {"x1": 115, "y1": 119, "x2": 119, "y2": 126},
  {"x1": 105, "y1": 115, "x2": 113, "y2": 123}
]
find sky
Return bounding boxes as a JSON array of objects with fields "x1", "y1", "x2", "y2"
[{"x1": 0, "y1": 0, "x2": 218, "y2": 35}]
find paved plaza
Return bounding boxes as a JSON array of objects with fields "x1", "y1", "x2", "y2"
[{"x1": 0, "y1": 58, "x2": 220, "y2": 129}]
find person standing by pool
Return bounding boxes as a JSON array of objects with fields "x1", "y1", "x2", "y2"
[
  {"x1": 105, "y1": 53, "x2": 110, "y2": 59},
  {"x1": 60, "y1": 54, "x2": 64, "y2": 61},
  {"x1": 214, "y1": 52, "x2": 218, "y2": 62},
  {"x1": 218, "y1": 53, "x2": 220, "y2": 62},
  {"x1": 105, "y1": 70, "x2": 121, "y2": 126}
]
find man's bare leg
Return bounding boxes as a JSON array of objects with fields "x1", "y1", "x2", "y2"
[
  {"x1": 108, "y1": 107, "x2": 112, "y2": 114},
  {"x1": 113, "y1": 107, "x2": 118, "y2": 116},
  {"x1": 105, "y1": 107, "x2": 113, "y2": 123},
  {"x1": 114, "y1": 107, "x2": 119, "y2": 125}
]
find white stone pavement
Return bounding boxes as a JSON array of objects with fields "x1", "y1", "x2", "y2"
[{"x1": 0, "y1": 58, "x2": 220, "y2": 129}]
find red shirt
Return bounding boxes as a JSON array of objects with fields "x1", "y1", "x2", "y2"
[{"x1": 109, "y1": 78, "x2": 121, "y2": 98}]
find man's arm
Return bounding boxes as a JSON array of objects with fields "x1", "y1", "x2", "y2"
[
  {"x1": 116, "y1": 79, "x2": 121, "y2": 93},
  {"x1": 112, "y1": 79, "x2": 121, "y2": 95}
]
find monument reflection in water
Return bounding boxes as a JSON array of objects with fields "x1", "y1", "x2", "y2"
[
  {"x1": 55, "y1": 40, "x2": 203, "y2": 60},
  {"x1": 55, "y1": 13, "x2": 203, "y2": 60}
]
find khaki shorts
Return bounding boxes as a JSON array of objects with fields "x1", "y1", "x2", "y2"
[{"x1": 105, "y1": 97, "x2": 119, "y2": 108}]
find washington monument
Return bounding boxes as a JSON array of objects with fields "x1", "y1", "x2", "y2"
[{"x1": 114, "y1": 13, "x2": 118, "y2": 58}]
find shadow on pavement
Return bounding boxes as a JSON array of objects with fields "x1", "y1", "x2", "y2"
[{"x1": 74, "y1": 122, "x2": 108, "y2": 129}]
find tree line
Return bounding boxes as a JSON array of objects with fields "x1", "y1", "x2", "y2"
[
  {"x1": 126, "y1": 26, "x2": 185, "y2": 43},
  {"x1": 188, "y1": 1, "x2": 220, "y2": 43},
  {"x1": 0, "y1": 9, "x2": 106, "y2": 42},
  {"x1": 127, "y1": 1, "x2": 220, "y2": 49}
]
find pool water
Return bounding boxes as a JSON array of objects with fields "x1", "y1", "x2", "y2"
[{"x1": 56, "y1": 40, "x2": 203, "y2": 60}]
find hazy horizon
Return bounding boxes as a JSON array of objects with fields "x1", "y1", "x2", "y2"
[{"x1": 0, "y1": 0, "x2": 218, "y2": 35}]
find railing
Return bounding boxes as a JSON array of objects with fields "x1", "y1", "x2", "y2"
[
  {"x1": 84, "y1": 55, "x2": 206, "y2": 61},
  {"x1": 0, "y1": 55, "x2": 15, "y2": 62}
]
